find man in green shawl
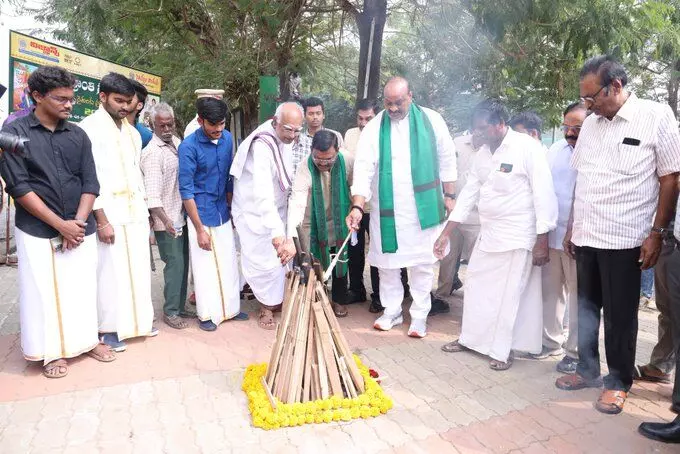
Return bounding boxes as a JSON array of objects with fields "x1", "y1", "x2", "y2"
[
  {"x1": 345, "y1": 77, "x2": 458, "y2": 338},
  {"x1": 279, "y1": 130, "x2": 353, "y2": 318}
]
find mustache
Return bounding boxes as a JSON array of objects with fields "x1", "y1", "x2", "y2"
[{"x1": 565, "y1": 135, "x2": 578, "y2": 141}]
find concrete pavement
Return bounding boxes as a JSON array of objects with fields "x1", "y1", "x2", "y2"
[{"x1": 0, "y1": 247, "x2": 676, "y2": 453}]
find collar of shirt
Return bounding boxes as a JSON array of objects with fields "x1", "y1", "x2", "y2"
[
  {"x1": 195, "y1": 127, "x2": 226, "y2": 145},
  {"x1": 595, "y1": 92, "x2": 638, "y2": 123},
  {"x1": 26, "y1": 112, "x2": 71, "y2": 132},
  {"x1": 149, "y1": 134, "x2": 179, "y2": 153}
]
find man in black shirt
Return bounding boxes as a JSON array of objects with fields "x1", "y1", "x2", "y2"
[{"x1": 0, "y1": 65, "x2": 116, "y2": 378}]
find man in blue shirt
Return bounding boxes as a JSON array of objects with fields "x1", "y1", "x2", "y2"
[
  {"x1": 127, "y1": 79, "x2": 153, "y2": 148},
  {"x1": 179, "y1": 97, "x2": 247, "y2": 331}
]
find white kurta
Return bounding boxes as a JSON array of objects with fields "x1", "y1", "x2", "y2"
[
  {"x1": 351, "y1": 108, "x2": 457, "y2": 269},
  {"x1": 231, "y1": 122, "x2": 291, "y2": 307},
  {"x1": 79, "y1": 106, "x2": 154, "y2": 339},
  {"x1": 450, "y1": 128, "x2": 558, "y2": 362},
  {"x1": 188, "y1": 222, "x2": 241, "y2": 324},
  {"x1": 16, "y1": 229, "x2": 99, "y2": 364},
  {"x1": 184, "y1": 115, "x2": 200, "y2": 139}
]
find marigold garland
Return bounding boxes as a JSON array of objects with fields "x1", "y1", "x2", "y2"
[{"x1": 242, "y1": 354, "x2": 393, "y2": 430}]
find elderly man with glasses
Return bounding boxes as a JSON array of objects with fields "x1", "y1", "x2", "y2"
[
  {"x1": 555, "y1": 55, "x2": 680, "y2": 416},
  {"x1": 231, "y1": 102, "x2": 304, "y2": 330}
]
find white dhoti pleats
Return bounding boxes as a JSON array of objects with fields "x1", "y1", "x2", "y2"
[
  {"x1": 379, "y1": 264, "x2": 434, "y2": 321},
  {"x1": 459, "y1": 247, "x2": 542, "y2": 362},
  {"x1": 187, "y1": 222, "x2": 241, "y2": 324},
  {"x1": 16, "y1": 228, "x2": 99, "y2": 365},
  {"x1": 232, "y1": 216, "x2": 286, "y2": 308},
  {"x1": 97, "y1": 221, "x2": 154, "y2": 340}
]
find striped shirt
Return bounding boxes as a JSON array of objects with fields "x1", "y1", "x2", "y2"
[{"x1": 571, "y1": 93, "x2": 680, "y2": 250}]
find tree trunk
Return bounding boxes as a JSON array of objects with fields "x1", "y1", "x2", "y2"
[
  {"x1": 355, "y1": 0, "x2": 387, "y2": 104},
  {"x1": 667, "y1": 59, "x2": 680, "y2": 119}
]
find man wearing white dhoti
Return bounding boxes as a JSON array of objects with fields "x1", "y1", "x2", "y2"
[
  {"x1": 0, "y1": 65, "x2": 116, "y2": 378},
  {"x1": 434, "y1": 99, "x2": 558, "y2": 370},
  {"x1": 345, "y1": 77, "x2": 458, "y2": 338},
  {"x1": 80, "y1": 73, "x2": 156, "y2": 352},
  {"x1": 179, "y1": 97, "x2": 247, "y2": 331},
  {"x1": 231, "y1": 102, "x2": 303, "y2": 330}
]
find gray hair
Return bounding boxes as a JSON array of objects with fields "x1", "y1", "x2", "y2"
[
  {"x1": 150, "y1": 102, "x2": 175, "y2": 126},
  {"x1": 274, "y1": 101, "x2": 304, "y2": 122}
]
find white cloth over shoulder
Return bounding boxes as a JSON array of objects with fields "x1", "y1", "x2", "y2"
[
  {"x1": 16, "y1": 229, "x2": 99, "y2": 364},
  {"x1": 351, "y1": 107, "x2": 457, "y2": 269},
  {"x1": 188, "y1": 222, "x2": 241, "y2": 324}
]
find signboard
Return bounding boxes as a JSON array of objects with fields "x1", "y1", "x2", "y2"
[
  {"x1": 258, "y1": 75, "x2": 278, "y2": 124},
  {"x1": 9, "y1": 31, "x2": 162, "y2": 122}
]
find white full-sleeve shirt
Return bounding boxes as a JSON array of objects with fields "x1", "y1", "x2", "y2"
[
  {"x1": 546, "y1": 139, "x2": 577, "y2": 250},
  {"x1": 449, "y1": 128, "x2": 558, "y2": 253},
  {"x1": 351, "y1": 107, "x2": 457, "y2": 268}
]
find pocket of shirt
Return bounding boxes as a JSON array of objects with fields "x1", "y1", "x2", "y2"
[
  {"x1": 490, "y1": 170, "x2": 515, "y2": 193},
  {"x1": 611, "y1": 143, "x2": 653, "y2": 176}
]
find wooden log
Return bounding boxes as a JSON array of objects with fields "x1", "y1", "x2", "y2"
[
  {"x1": 278, "y1": 284, "x2": 305, "y2": 400},
  {"x1": 260, "y1": 376, "x2": 278, "y2": 411},
  {"x1": 266, "y1": 273, "x2": 300, "y2": 384},
  {"x1": 312, "y1": 302, "x2": 343, "y2": 397},
  {"x1": 316, "y1": 283, "x2": 365, "y2": 393},
  {"x1": 302, "y1": 313, "x2": 315, "y2": 402},
  {"x1": 287, "y1": 273, "x2": 316, "y2": 403},
  {"x1": 311, "y1": 363, "x2": 321, "y2": 401},
  {"x1": 314, "y1": 321, "x2": 329, "y2": 399}
]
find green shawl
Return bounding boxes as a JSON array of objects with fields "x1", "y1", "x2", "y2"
[
  {"x1": 308, "y1": 153, "x2": 350, "y2": 277},
  {"x1": 378, "y1": 103, "x2": 445, "y2": 253}
]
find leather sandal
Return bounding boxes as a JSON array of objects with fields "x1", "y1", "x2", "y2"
[
  {"x1": 595, "y1": 389, "x2": 628, "y2": 415},
  {"x1": 555, "y1": 373, "x2": 603, "y2": 390}
]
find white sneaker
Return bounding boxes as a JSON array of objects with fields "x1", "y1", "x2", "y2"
[
  {"x1": 373, "y1": 314, "x2": 403, "y2": 331},
  {"x1": 408, "y1": 319, "x2": 427, "y2": 338}
]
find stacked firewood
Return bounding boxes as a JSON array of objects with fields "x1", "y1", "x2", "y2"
[{"x1": 262, "y1": 265, "x2": 365, "y2": 406}]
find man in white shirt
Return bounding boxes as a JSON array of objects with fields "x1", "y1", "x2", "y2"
[
  {"x1": 346, "y1": 76, "x2": 457, "y2": 338},
  {"x1": 432, "y1": 133, "x2": 481, "y2": 305},
  {"x1": 80, "y1": 73, "x2": 157, "y2": 352},
  {"x1": 183, "y1": 89, "x2": 225, "y2": 138},
  {"x1": 556, "y1": 55, "x2": 680, "y2": 415},
  {"x1": 508, "y1": 111, "x2": 543, "y2": 143},
  {"x1": 535, "y1": 102, "x2": 587, "y2": 372},
  {"x1": 435, "y1": 99, "x2": 558, "y2": 371},
  {"x1": 231, "y1": 102, "x2": 303, "y2": 330}
]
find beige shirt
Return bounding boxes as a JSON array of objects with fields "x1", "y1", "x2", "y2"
[
  {"x1": 453, "y1": 134, "x2": 480, "y2": 225},
  {"x1": 287, "y1": 151, "x2": 354, "y2": 242},
  {"x1": 140, "y1": 135, "x2": 184, "y2": 231},
  {"x1": 343, "y1": 127, "x2": 361, "y2": 159}
]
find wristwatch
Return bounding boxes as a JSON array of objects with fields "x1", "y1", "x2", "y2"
[
  {"x1": 651, "y1": 227, "x2": 668, "y2": 235},
  {"x1": 444, "y1": 192, "x2": 457, "y2": 200}
]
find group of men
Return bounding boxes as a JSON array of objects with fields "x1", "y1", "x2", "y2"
[{"x1": 2, "y1": 54, "x2": 680, "y2": 443}]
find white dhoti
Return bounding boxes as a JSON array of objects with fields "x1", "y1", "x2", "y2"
[
  {"x1": 380, "y1": 264, "x2": 434, "y2": 321},
  {"x1": 187, "y1": 222, "x2": 241, "y2": 324},
  {"x1": 97, "y1": 221, "x2": 154, "y2": 340},
  {"x1": 459, "y1": 247, "x2": 542, "y2": 362},
  {"x1": 16, "y1": 228, "x2": 99, "y2": 364},
  {"x1": 233, "y1": 215, "x2": 286, "y2": 307}
]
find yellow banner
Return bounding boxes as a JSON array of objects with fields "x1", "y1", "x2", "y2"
[{"x1": 10, "y1": 31, "x2": 162, "y2": 95}]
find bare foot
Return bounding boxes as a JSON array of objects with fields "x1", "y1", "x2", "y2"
[{"x1": 43, "y1": 359, "x2": 68, "y2": 378}]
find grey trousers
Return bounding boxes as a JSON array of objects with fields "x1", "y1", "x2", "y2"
[{"x1": 648, "y1": 236, "x2": 676, "y2": 373}]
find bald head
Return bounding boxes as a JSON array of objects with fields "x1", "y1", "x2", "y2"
[
  {"x1": 273, "y1": 102, "x2": 304, "y2": 144},
  {"x1": 383, "y1": 76, "x2": 412, "y2": 121}
]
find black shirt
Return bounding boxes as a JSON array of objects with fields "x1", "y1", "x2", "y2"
[{"x1": 0, "y1": 113, "x2": 99, "y2": 238}]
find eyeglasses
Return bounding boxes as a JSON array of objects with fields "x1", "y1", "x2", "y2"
[
  {"x1": 560, "y1": 124, "x2": 582, "y2": 133},
  {"x1": 282, "y1": 125, "x2": 303, "y2": 133},
  {"x1": 312, "y1": 155, "x2": 338, "y2": 167},
  {"x1": 46, "y1": 94, "x2": 75, "y2": 105},
  {"x1": 580, "y1": 84, "x2": 608, "y2": 105}
]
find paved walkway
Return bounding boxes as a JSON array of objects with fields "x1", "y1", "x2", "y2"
[{"x1": 0, "y1": 248, "x2": 676, "y2": 453}]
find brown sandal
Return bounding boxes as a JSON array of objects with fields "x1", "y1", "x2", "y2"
[
  {"x1": 441, "y1": 340, "x2": 468, "y2": 353},
  {"x1": 43, "y1": 359, "x2": 68, "y2": 379},
  {"x1": 555, "y1": 373, "x2": 603, "y2": 390},
  {"x1": 595, "y1": 389, "x2": 627, "y2": 414},
  {"x1": 489, "y1": 354, "x2": 514, "y2": 371},
  {"x1": 86, "y1": 343, "x2": 116, "y2": 362},
  {"x1": 332, "y1": 302, "x2": 348, "y2": 318},
  {"x1": 258, "y1": 309, "x2": 276, "y2": 330},
  {"x1": 633, "y1": 365, "x2": 671, "y2": 384}
]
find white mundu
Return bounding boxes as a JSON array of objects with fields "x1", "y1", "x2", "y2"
[
  {"x1": 231, "y1": 120, "x2": 292, "y2": 307},
  {"x1": 16, "y1": 230, "x2": 99, "y2": 364},
  {"x1": 187, "y1": 222, "x2": 241, "y2": 324},
  {"x1": 449, "y1": 128, "x2": 558, "y2": 362},
  {"x1": 80, "y1": 106, "x2": 154, "y2": 340}
]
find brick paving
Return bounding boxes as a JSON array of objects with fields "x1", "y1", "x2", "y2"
[{"x1": 0, "y1": 247, "x2": 677, "y2": 453}]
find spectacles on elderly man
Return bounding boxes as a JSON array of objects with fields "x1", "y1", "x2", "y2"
[{"x1": 580, "y1": 84, "x2": 609, "y2": 105}]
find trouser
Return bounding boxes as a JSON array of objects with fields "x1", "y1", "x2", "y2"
[
  {"x1": 347, "y1": 214, "x2": 368, "y2": 294},
  {"x1": 664, "y1": 242, "x2": 680, "y2": 409},
  {"x1": 379, "y1": 264, "x2": 434, "y2": 321},
  {"x1": 363, "y1": 213, "x2": 409, "y2": 296},
  {"x1": 575, "y1": 246, "x2": 641, "y2": 391},
  {"x1": 541, "y1": 248, "x2": 578, "y2": 358},
  {"x1": 435, "y1": 223, "x2": 480, "y2": 298},
  {"x1": 329, "y1": 246, "x2": 349, "y2": 304},
  {"x1": 155, "y1": 229, "x2": 189, "y2": 317},
  {"x1": 648, "y1": 236, "x2": 676, "y2": 373}
]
